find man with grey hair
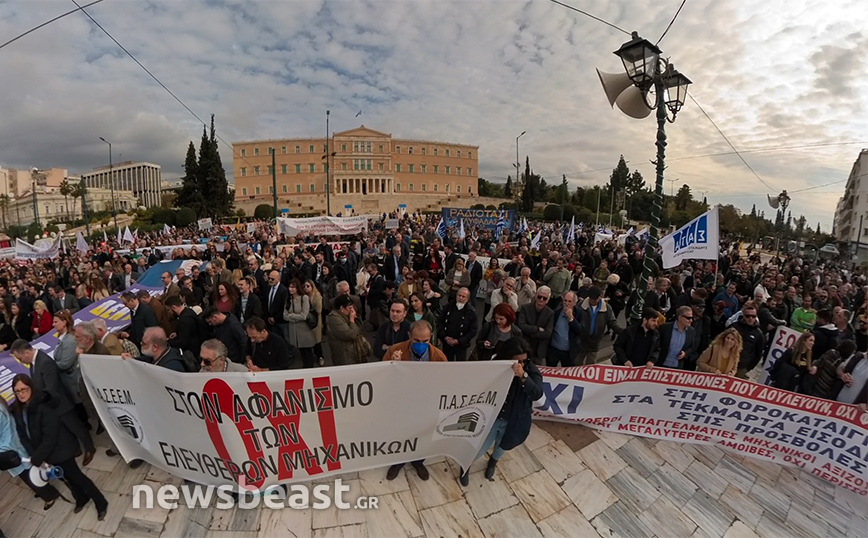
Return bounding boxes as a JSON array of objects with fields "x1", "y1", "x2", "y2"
[
  {"x1": 199, "y1": 339, "x2": 248, "y2": 373},
  {"x1": 485, "y1": 277, "x2": 518, "y2": 322},
  {"x1": 133, "y1": 327, "x2": 187, "y2": 372},
  {"x1": 517, "y1": 285, "x2": 554, "y2": 363},
  {"x1": 515, "y1": 266, "x2": 537, "y2": 307},
  {"x1": 91, "y1": 317, "x2": 125, "y2": 356},
  {"x1": 332, "y1": 280, "x2": 362, "y2": 313}
]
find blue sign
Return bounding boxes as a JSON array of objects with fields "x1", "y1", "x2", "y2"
[
  {"x1": 441, "y1": 208, "x2": 516, "y2": 231},
  {"x1": 281, "y1": 208, "x2": 290, "y2": 214},
  {"x1": 399, "y1": 204, "x2": 407, "y2": 208},
  {"x1": 345, "y1": 205, "x2": 352, "y2": 209},
  {"x1": 672, "y1": 214, "x2": 708, "y2": 254}
]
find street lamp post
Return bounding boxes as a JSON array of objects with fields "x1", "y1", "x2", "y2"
[
  {"x1": 31, "y1": 168, "x2": 40, "y2": 228},
  {"x1": 98, "y1": 137, "x2": 119, "y2": 232},
  {"x1": 515, "y1": 131, "x2": 526, "y2": 201},
  {"x1": 81, "y1": 179, "x2": 91, "y2": 237},
  {"x1": 597, "y1": 31, "x2": 692, "y2": 323}
]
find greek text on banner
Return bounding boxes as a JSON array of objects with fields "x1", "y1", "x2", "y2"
[{"x1": 81, "y1": 358, "x2": 513, "y2": 488}]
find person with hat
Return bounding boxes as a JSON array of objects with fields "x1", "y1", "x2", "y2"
[{"x1": 576, "y1": 286, "x2": 621, "y2": 365}]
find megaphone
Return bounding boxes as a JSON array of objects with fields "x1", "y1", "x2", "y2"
[
  {"x1": 22, "y1": 458, "x2": 64, "y2": 487},
  {"x1": 596, "y1": 68, "x2": 652, "y2": 119},
  {"x1": 767, "y1": 194, "x2": 780, "y2": 209}
]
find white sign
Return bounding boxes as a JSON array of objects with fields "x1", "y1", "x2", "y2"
[
  {"x1": 594, "y1": 232, "x2": 614, "y2": 245},
  {"x1": 757, "y1": 325, "x2": 802, "y2": 384},
  {"x1": 659, "y1": 206, "x2": 720, "y2": 269},
  {"x1": 277, "y1": 216, "x2": 368, "y2": 237},
  {"x1": 534, "y1": 364, "x2": 868, "y2": 496},
  {"x1": 15, "y1": 235, "x2": 62, "y2": 259},
  {"x1": 81, "y1": 357, "x2": 513, "y2": 488},
  {"x1": 385, "y1": 219, "x2": 399, "y2": 230},
  {"x1": 198, "y1": 218, "x2": 214, "y2": 231},
  {"x1": 246, "y1": 223, "x2": 257, "y2": 234}
]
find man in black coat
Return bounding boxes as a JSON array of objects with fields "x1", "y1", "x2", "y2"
[
  {"x1": 613, "y1": 308, "x2": 661, "y2": 367},
  {"x1": 516, "y1": 286, "x2": 555, "y2": 363},
  {"x1": 235, "y1": 277, "x2": 263, "y2": 325},
  {"x1": 204, "y1": 307, "x2": 249, "y2": 364},
  {"x1": 733, "y1": 302, "x2": 766, "y2": 378},
  {"x1": 656, "y1": 306, "x2": 699, "y2": 370},
  {"x1": 316, "y1": 237, "x2": 335, "y2": 265},
  {"x1": 383, "y1": 245, "x2": 406, "y2": 284},
  {"x1": 165, "y1": 296, "x2": 207, "y2": 359},
  {"x1": 262, "y1": 270, "x2": 289, "y2": 341},
  {"x1": 465, "y1": 251, "x2": 484, "y2": 304},
  {"x1": 812, "y1": 309, "x2": 840, "y2": 361},
  {"x1": 10, "y1": 340, "x2": 95, "y2": 464},
  {"x1": 118, "y1": 291, "x2": 159, "y2": 348},
  {"x1": 438, "y1": 288, "x2": 478, "y2": 361}
]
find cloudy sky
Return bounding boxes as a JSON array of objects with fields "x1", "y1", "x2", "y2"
[{"x1": 1, "y1": 0, "x2": 866, "y2": 230}]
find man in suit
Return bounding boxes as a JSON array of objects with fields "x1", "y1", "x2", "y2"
[
  {"x1": 312, "y1": 252, "x2": 328, "y2": 288},
  {"x1": 119, "y1": 291, "x2": 159, "y2": 348},
  {"x1": 235, "y1": 276, "x2": 263, "y2": 325},
  {"x1": 248, "y1": 257, "x2": 271, "y2": 294},
  {"x1": 120, "y1": 263, "x2": 137, "y2": 291},
  {"x1": 656, "y1": 306, "x2": 699, "y2": 370},
  {"x1": 442, "y1": 244, "x2": 460, "y2": 274},
  {"x1": 516, "y1": 285, "x2": 555, "y2": 364},
  {"x1": 10, "y1": 339, "x2": 95, "y2": 465},
  {"x1": 165, "y1": 296, "x2": 207, "y2": 359},
  {"x1": 104, "y1": 268, "x2": 125, "y2": 295},
  {"x1": 383, "y1": 245, "x2": 406, "y2": 285},
  {"x1": 50, "y1": 285, "x2": 80, "y2": 314},
  {"x1": 263, "y1": 270, "x2": 289, "y2": 342},
  {"x1": 159, "y1": 272, "x2": 181, "y2": 300},
  {"x1": 92, "y1": 318, "x2": 125, "y2": 355},
  {"x1": 465, "y1": 251, "x2": 484, "y2": 304},
  {"x1": 438, "y1": 288, "x2": 478, "y2": 361}
]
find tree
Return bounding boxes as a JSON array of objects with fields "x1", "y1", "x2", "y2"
[
  {"x1": 504, "y1": 176, "x2": 513, "y2": 198},
  {"x1": 582, "y1": 187, "x2": 600, "y2": 212},
  {"x1": 625, "y1": 170, "x2": 646, "y2": 197},
  {"x1": 519, "y1": 157, "x2": 543, "y2": 213},
  {"x1": 176, "y1": 207, "x2": 197, "y2": 227},
  {"x1": 176, "y1": 141, "x2": 204, "y2": 215},
  {"x1": 176, "y1": 115, "x2": 233, "y2": 218},
  {"x1": 59, "y1": 179, "x2": 71, "y2": 221},
  {"x1": 750, "y1": 204, "x2": 757, "y2": 218},
  {"x1": 674, "y1": 184, "x2": 692, "y2": 211},
  {"x1": 254, "y1": 204, "x2": 273, "y2": 220},
  {"x1": 70, "y1": 182, "x2": 82, "y2": 222},
  {"x1": 235, "y1": 208, "x2": 246, "y2": 217},
  {"x1": 609, "y1": 155, "x2": 631, "y2": 194}
]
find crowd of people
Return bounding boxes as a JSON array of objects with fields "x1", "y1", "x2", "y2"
[{"x1": 1, "y1": 211, "x2": 866, "y2": 521}]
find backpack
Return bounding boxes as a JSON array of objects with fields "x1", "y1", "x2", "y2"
[{"x1": 179, "y1": 349, "x2": 199, "y2": 373}]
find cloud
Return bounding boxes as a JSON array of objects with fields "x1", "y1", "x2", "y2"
[{"x1": 0, "y1": 0, "x2": 866, "y2": 231}]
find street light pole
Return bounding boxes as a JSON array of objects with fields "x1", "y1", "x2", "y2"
[
  {"x1": 326, "y1": 110, "x2": 331, "y2": 216},
  {"x1": 515, "y1": 131, "x2": 526, "y2": 202},
  {"x1": 271, "y1": 149, "x2": 278, "y2": 219},
  {"x1": 81, "y1": 179, "x2": 91, "y2": 237},
  {"x1": 31, "y1": 168, "x2": 39, "y2": 228},
  {"x1": 99, "y1": 137, "x2": 119, "y2": 232}
]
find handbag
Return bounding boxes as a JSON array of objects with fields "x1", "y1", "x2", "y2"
[
  {"x1": 305, "y1": 308, "x2": 319, "y2": 330},
  {"x1": 351, "y1": 335, "x2": 372, "y2": 364},
  {"x1": 0, "y1": 449, "x2": 22, "y2": 471}
]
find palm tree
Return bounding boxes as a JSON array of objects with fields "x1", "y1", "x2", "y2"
[
  {"x1": 70, "y1": 182, "x2": 82, "y2": 222},
  {"x1": 0, "y1": 194, "x2": 9, "y2": 230},
  {"x1": 59, "y1": 179, "x2": 71, "y2": 221}
]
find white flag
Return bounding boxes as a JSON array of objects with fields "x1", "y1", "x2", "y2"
[
  {"x1": 566, "y1": 215, "x2": 575, "y2": 244},
  {"x1": 75, "y1": 231, "x2": 89, "y2": 254},
  {"x1": 163, "y1": 223, "x2": 171, "y2": 235},
  {"x1": 530, "y1": 230, "x2": 541, "y2": 251},
  {"x1": 659, "y1": 206, "x2": 720, "y2": 269},
  {"x1": 459, "y1": 218, "x2": 466, "y2": 239},
  {"x1": 123, "y1": 226, "x2": 134, "y2": 244},
  {"x1": 103, "y1": 230, "x2": 108, "y2": 244},
  {"x1": 133, "y1": 229, "x2": 139, "y2": 239}
]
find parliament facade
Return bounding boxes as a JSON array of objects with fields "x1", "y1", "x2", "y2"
[{"x1": 232, "y1": 126, "x2": 479, "y2": 215}]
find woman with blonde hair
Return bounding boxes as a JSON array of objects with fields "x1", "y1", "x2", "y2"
[
  {"x1": 31, "y1": 300, "x2": 53, "y2": 337},
  {"x1": 771, "y1": 332, "x2": 816, "y2": 391},
  {"x1": 90, "y1": 273, "x2": 109, "y2": 301},
  {"x1": 697, "y1": 328, "x2": 742, "y2": 376}
]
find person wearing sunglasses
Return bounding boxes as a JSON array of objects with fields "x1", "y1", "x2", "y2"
[
  {"x1": 516, "y1": 286, "x2": 554, "y2": 364},
  {"x1": 656, "y1": 306, "x2": 699, "y2": 370},
  {"x1": 733, "y1": 302, "x2": 767, "y2": 379},
  {"x1": 199, "y1": 339, "x2": 248, "y2": 373}
]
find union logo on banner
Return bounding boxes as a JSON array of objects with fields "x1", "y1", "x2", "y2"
[{"x1": 673, "y1": 214, "x2": 708, "y2": 253}]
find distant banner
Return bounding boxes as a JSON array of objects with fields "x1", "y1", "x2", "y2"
[
  {"x1": 81, "y1": 359, "x2": 513, "y2": 488},
  {"x1": 15, "y1": 235, "x2": 62, "y2": 259},
  {"x1": 758, "y1": 325, "x2": 802, "y2": 385},
  {"x1": 533, "y1": 365, "x2": 868, "y2": 496},
  {"x1": 198, "y1": 218, "x2": 214, "y2": 231},
  {"x1": 659, "y1": 206, "x2": 720, "y2": 269},
  {"x1": 441, "y1": 208, "x2": 515, "y2": 230},
  {"x1": 277, "y1": 216, "x2": 368, "y2": 236},
  {"x1": 385, "y1": 218, "x2": 400, "y2": 230}
]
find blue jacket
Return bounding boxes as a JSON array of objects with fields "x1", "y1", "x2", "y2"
[{"x1": 0, "y1": 405, "x2": 30, "y2": 477}]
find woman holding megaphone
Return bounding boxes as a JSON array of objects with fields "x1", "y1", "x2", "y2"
[
  {"x1": 10, "y1": 374, "x2": 108, "y2": 521},
  {"x1": 0, "y1": 396, "x2": 64, "y2": 510}
]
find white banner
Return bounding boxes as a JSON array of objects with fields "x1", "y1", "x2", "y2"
[
  {"x1": 81, "y1": 357, "x2": 513, "y2": 488},
  {"x1": 533, "y1": 365, "x2": 868, "y2": 496},
  {"x1": 15, "y1": 235, "x2": 62, "y2": 259},
  {"x1": 594, "y1": 232, "x2": 614, "y2": 245},
  {"x1": 198, "y1": 218, "x2": 214, "y2": 231},
  {"x1": 246, "y1": 223, "x2": 257, "y2": 234},
  {"x1": 277, "y1": 216, "x2": 368, "y2": 237},
  {"x1": 659, "y1": 206, "x2": 720, "y2": 269},
  {"x1": 385, "y1": 219, "x2": 400, "y2": 230},
  {"x1": 758, "y1": 325, "x2": 802, "y2": 385}
]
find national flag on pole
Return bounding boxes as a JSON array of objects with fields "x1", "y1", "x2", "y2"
[
  {"x1": 577, "y1": 222, "x2": 584, "y2": 231},
  {"x1": 659, "y1": 206, "x2": 720, "y2": 269},
  {"x1": 163, "y1": 223, "x2": 171, "y2": 235},
  {"x1": 123, "y1": 226, "x2": 134, "y2": 244},
  {"x1": 566, "y1": 216, "x2": 575, "y2": 244},
  {"x1": 626, "y1": 227, "x2": 635, "y2": 235},
  {"x1": 530, "y1": 231, "x2": 541, "y2": 251},
  {"x1": 133, "y1": 229, "x2": 139, "y2": 239},
  {"x1": 436, "y1": 217, "x2": 447, "y2": 240},
  {"x1": 75, "y1": 231, "x2": 89, "y2": 254},
  {"x1": 494, "y1": 211, "x2": 507, "y2": 240},
  {"x1": 458, "y1": 218, "x2": 466, "y2": 239},
  {"x1": 518, "y1": 217, "x2": 528, "y2": 235},
  {"x1": 103, "y1": 230, "x2": 108, "y2": 244}
]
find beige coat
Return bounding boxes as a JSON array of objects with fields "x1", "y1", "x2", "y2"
[{"x1": 697, "y1": 345, "x2": 738, "y2": 376}]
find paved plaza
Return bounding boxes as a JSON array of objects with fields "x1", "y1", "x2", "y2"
[{"x1": 1, "y1": 419, "x2": 866, "y2": 538}]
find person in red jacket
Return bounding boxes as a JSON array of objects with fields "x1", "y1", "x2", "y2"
[{"x1": 30, "y1": 300, "x2": 53, "y2": 338}]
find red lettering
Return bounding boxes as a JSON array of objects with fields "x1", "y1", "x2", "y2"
[
  {"x1": 313, "y1": 376, "x2": 341, "y2": 472},
  {"x1": 203, "y1": 378, "x2": 265, "y2": 489}
]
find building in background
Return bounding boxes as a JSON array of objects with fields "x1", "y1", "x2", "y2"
[
  {"x1": 81, "y1": 161, "x2": 163, "y2": 208},
  {"x1": 3, "y1": 181, "x2": 137, "y2": 227},
  {"x1": 232, "y1": 126, "x2": 479, "y2": 215},
  {"x1": 833, "y1": 149, "x2": 868, "y2": 262}
]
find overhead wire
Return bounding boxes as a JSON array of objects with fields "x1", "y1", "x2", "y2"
[
  {"x1": 546, "y1": 0, "x2": 631, "y2": 35},
  {"x1": 0, "y1": 0, "x2": 105, "y2": 51},
  {"x1": 656, "y1": 0, "x2": 687, "y2": 45}
]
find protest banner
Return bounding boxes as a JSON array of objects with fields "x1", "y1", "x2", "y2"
[
  {"x1": 198, "y1": 218, "x2": 214, "y2": 231},
  {"x1": 441, "y1": 208, "x2": 515, "y2": 231},
  {"x1": 659, "y1": 206, "x2": 720, "y2": 269},
  {"x1": 80, "y1": 358, "x2": 514, "y2": 488},
  {"x1": 758, "y1": 325, "x2": 802, "y2": 384},
  {"x1": 277, "y1": 216, "x2": 368, "y2": 237},
  {"x1": 385, "y1": 218, "x2": 399, "y2": 230},
  {"x1": 533, "y1": 364, "x2": 868, "y2": 495},
  {"x1": 14, "y1": 235, "x2": 62, "y2": 259}
]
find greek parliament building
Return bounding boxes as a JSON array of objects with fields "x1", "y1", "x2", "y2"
[
  {"x1": 232, "y1": 126, "x2": 479, "y2": 215},
  {"x1": 81, "y1": 161, "x2": 163, "y2": 208}
]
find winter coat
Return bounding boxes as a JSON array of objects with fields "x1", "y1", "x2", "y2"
[
  {"x1": 326, "y1": 310, "x2": 364, "y2": 366},
  {"x1": 12, "y1": 396, "x2": 79, "y2": 467},
  {"x1": 516, "y1": 303, "x2": 554, "y2": 361},
  {"x1": 283, "y1": 294, "x2": 317, "y2": 349},
  {"x1": 577, "y1": 298, "x2": 620, "y2": 352},
  {"x1": 499, "y1": 361, "x2": 544, "y2": 451},
  {"x1": 53, "y1": 333, "x2": 81, "y2": 405},
  {"x1": 475, "y1": 323, "x2": 523, "y2": 362},
  {"x1": 804, "y1": 349, "x2": 846, "y2": 399},
  {"x1": 696, "y1": 344, "x2": 738, "y2": 376}
]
